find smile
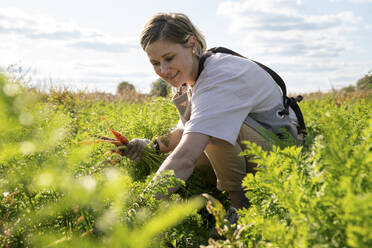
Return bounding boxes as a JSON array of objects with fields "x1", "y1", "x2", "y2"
[{"x1": 169, "y1": 72, "x2": 179, "y2": 81}]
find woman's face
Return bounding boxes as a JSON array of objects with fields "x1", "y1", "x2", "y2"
[{"x1": 145, "y1": 37, "x2": 199, "y2": 88}]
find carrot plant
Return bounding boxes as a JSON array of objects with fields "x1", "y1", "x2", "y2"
[
  {"x1": 204, "y1": 95, "x2": 372, "y2": 247},
  {"x1": 0, "y1": 73, "x2": 205, "y2": 247},
  {"x1": 1, "y1": 70, "x2": 371, "y2": 247}
]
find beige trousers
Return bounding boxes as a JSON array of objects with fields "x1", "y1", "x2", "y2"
[{"x1": 202, "y1": 123, "x2": 272, "y2": 191}]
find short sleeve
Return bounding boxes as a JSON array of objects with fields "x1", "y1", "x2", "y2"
[
  {"x1": 182, "y1": 53, "x2": 283, "y2": 145},
  {"x1": 176, "y1": 118, "x2": 184, "y2": 130},
  {"x1": 184, "y1": 88, "x2": 252, "y2": 145}
]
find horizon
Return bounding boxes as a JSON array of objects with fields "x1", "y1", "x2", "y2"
[{"x1": 1, "y1": 0, "x2": 371, "y2": 94}]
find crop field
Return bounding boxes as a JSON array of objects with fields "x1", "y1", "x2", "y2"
[{"x1": 1, "y1": 72, "x2": 371, "y2": 248}]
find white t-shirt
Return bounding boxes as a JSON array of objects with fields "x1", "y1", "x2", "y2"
[{"x1": 175, "y1": 53, "x2": 289, "y2": 145}]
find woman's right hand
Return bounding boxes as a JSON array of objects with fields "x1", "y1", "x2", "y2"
[{"x1": 123, "y1": 138, "x2": 150, "y2": 162}]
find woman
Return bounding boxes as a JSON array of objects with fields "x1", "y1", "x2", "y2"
[{"x1": 124, "y1": 13, "x2": 300, "y2": 211}]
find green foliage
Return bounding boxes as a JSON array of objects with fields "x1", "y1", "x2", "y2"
[
  {"x1": 117, "y1": 81, "x2": 135, "y2": 94},
  {"x1": 0, "y1": 73, "x2": 205, "y2": 247},
  {"x1": 1, "y1": 70, "x2": 371, "y2": 247},
  {"x1": 150, "y1": 78, "x2": 171, "y2": 97},
  {"x1": 206, "y1": 95, "x2": 372, "y2": 247},
  {"x1": 356, "y1": 72, "x2": 372, "y2": 90}
]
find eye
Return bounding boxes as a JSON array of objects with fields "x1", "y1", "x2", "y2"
[
  {"x1": 151, "y1": 61, "x2": 160, "y2": 66},
  {"x1": 165, "y1": 56, "x2": 174, "y2": 62}
]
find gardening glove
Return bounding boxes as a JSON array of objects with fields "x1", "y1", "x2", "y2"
[{"x1": 124, "y1": 138, "x2": 151, "y2": 162}]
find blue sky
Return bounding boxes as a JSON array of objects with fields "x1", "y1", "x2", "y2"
[{"x1": 0, "y1": 0, "x2": 371, "y2": 94}]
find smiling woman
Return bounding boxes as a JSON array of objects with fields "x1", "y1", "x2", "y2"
[
  {"x1": 145, "y1": 39, "x2": 199, "y2": 88},
  {"x1": 140, "y1": 13, "x2": 206, "y2": 58},
  {"x1": 114, "y1": 12, "x2": 305, "y2": 222},
  {"x1": 140, "y1": 13, "x2": 206, "y2": 88}
]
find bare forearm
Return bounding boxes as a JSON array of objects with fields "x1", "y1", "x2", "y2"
[
  {"x1": 156, "y1": 151, "x2": 195, "y2": 181},
  {"x1": 152, "y1": 132, "x2": 210, "y2": 198},
  {"x1": 153, "y1": 153, "x2": 195, "y2": 197},
  {"x1": 155, "y1": 128, "x2": 183, "y2": 153}
]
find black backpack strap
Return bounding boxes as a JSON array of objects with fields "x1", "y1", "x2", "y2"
[
  {"x1": 202, "y1": 48, "x2": 288, "y2": 109},
  {"x1": 287, "y1": 96, "x2": 306, "y2": 135},
  {"x1": 197, "y1": 47, "x2": 247, "y2": 80},
  {"x1": 209, "y1": 47, "x2": 245, "y2": 58},
  {"x1": 196, "y1": 52, "x2": 212, "y2": 81},
  {"x1": 251, "y1": 60, "x2": 287, "y2": 106},
  {"x1": 197, "y1": 46, "x2": 307, "y2": 136},
  {"x1": 251, "y1": 61, "x2": 308, "y2": 133}
]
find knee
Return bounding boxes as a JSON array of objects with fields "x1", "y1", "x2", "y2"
[{"x1": 229, "y1": 190, "x2": 251, "y2": 209}]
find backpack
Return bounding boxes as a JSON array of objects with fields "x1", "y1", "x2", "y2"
[{"x1": 197, "y1": 47, "x2": 307, "y2": 137}]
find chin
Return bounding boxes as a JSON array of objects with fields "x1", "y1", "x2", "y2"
[{"x1": 170, "y1": 81, "x2": 183, "y2": 88}]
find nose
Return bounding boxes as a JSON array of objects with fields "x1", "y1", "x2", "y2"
[{"x1": 160, "y1": 63, "x2": 168, "y2": 75}]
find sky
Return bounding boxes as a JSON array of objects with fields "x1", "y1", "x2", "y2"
[{"x1": 0, "y1": 0, "x2": 371, "y2": 94}]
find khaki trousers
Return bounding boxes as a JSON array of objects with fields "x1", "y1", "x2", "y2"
[{"x1": 202, "y1": 123, "x2": 272, "y2": 191}]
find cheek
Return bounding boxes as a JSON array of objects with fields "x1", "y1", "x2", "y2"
[
  {"x1": 153, "y1": 67, "x2": 162, "y2": 76},
  {"x1": 184, "y1": 57, "x2": 193, "y2": 74}
]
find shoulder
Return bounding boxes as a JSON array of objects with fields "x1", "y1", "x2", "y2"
[
  {"x1": 203, "y1": 53, "x2": 259, "y2": 78},
  {"x1": 196, "y1": 53, "x2": 275, "y2": 89},
  {"x1": 194, "y1": 53, "x2": 278, "y2": 94},
  {"x1": 193, "y1": 52, "x2": 283, "y2": 112}
]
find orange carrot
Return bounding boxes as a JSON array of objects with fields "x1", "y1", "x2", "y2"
[
  {"x1": 79, "y1": 139, "x2": 122, "y2": 146},
  {"x1": 99, "y1": 139, "x2": 122, "y2": 146},
  {"x1": 110, "y1": 128, "x2": 129, "y2": 144}
]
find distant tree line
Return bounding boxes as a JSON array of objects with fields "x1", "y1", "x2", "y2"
[
  {"x1": 116, "y1": 78, "x2": 171, "y2": 97},
  {"x1": 116, "y1": 81, "x2": 135, "y2": 94},
  {"x1": 117, "y1": 71, "x2": 372, "y2": 97},
  {"x1": 340, "y1": 71, "x2": 372, "y2": 92},
  {"x1": 356, "y1": 71, "x2": 372, "y2": 90},
  {"x1": 149, "y1": 78, "x2": 170, "y2": 97}
]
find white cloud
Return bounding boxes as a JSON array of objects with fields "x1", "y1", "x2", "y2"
[
  {"x1": 1, "y1": 3, "x2": 368, "y2": 94},
  {"x1": 330, "y1": 0, "x2": 372, "y2": 3},
  {"x1": 0, "y1": 8, "x2": 79, "y2": 39},
  {"x1": 351, "y1": 0, "x2": 372, "y2": 3},
  {"x1": 0, "y1": 8, "x2": 137, "y2": 53},
  {"x1": 0, "y1": 7, "x2": 147, "y2": 93},
  {"x1": 218, "y1": 1, "x2": 359, "y2": 34},
  {"x1": 68, "y1": 38, "x2": 138, "y2": 53},
  {"x1": 217, "y1": 0, "x2": 363, "y2": 91}
]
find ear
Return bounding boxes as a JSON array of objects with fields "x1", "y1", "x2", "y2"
[{"x1": 187, "y1": 35, "x2": 197, "y2": 49}]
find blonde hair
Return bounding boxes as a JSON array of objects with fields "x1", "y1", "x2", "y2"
[{"x1": 140, "y1": 13, "x2": 206, "y2": 58}]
